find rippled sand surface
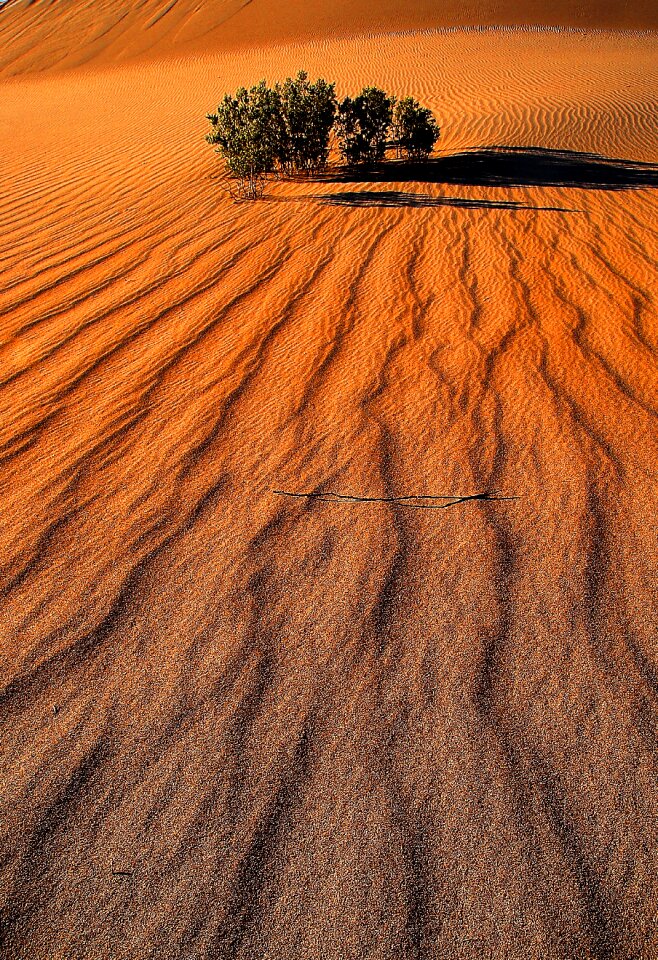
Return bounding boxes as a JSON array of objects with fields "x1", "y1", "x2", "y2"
[
  {"x1": 1, "y1": 0, "x2": 657, "y2": 77},
  {"x1": 1, "y1": 15, "x2": 657, "y2": 960}
]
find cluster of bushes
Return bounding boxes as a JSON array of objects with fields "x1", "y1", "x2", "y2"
[{"x1": 206, "y1": 71, "x2": 440, "y2": 199}]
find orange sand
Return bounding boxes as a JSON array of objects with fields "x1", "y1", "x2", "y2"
[
  {"x1": 1, "y1": 0, "x2": 657, "y2": 77},
  {"x1": 0, "y1": 7, "x2": 657, "y2": 960}
]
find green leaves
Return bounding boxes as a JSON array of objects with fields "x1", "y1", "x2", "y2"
[
  {"x1": 392, "y1": 97, "x2": 440, "y2": 160},
  {"x1": 206, "y1": 82, "x2": 282, "y2": 198},
  {"x1": 275, "y1": 71, "x2": 337, "y2": 174},
  {"x1": 206, "y1": 76, "x2": 440, "y2": 198},
  {"x1": 335, "y1": 87, "x2": 396, "y2": 167},
  {"x1": 206, "y1": 73, "x2": 337, "y2": 197}
]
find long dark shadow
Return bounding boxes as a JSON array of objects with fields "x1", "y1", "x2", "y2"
[
  {"x1": 315, "y1": 191, "x2": 578, "y2": 211},
  {"x1": 318, "y1": 147, "x2": 658, "y2": 190}
]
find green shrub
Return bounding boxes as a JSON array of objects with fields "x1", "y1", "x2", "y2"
[
  {"x1": 206, "y1": 81, "x2": 283, "y2": 199},
  {"x1": 335, "y1": 87, "x2": 395, "y2": 167},
  {"x1": 206, "y1": 76, "x2": 441, "y2": 198},
  {"x1": 392, "y1": 97, "x2": 440, "y2": 160},
  {"x1": 276, "y1": 71, "x2": 337, "y2": 174}
]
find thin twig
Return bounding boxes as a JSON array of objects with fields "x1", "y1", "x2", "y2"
[{"x1": 273, "y1": 490, "x2": 519, "y2": 509}]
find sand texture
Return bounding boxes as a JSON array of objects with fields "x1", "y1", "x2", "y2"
[
  {"x1": 1, "y1": 9, "x2": 658, "y2": 960},
  {"x1": 0, "y1": 0, "x2": 657, "y2": 77}
]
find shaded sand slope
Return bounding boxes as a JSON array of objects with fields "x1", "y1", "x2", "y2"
[
  {"x1": 1, "y1": 27, "x2": 658, "y2": 960},
  {"x1": 1, "y1": 0, "x2": 658, "y2": 78}
]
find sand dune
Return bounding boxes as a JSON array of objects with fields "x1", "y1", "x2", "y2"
[
  {"x1": 0, "y1": 0, "x2": 657, "y2": 78},
  {"x1": 1, "y1": 13, "x2": 658, "y2": 960}
]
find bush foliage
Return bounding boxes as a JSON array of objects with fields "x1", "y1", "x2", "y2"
[
  {"x1": 206, "y1": 81, "x2": 281, "y2": 199},
  {"x1": 335, "y1": 86, "x2": 395, "y2": 166},
  {"x1": 276, "y1": 71, "x2": 337, "y2": 174},
  {"x1": 207, "y1": 74, "x2": 440, "y2": 198},
  {"x1": 392, "y1": 97, "x2": 441, "y2": 160}
]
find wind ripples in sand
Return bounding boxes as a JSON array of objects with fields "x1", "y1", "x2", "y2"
[{"x1": 0, "y1": 25, "x2": 657, "y2": 960}]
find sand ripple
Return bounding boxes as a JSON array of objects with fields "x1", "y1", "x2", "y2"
[{"x1": 0, "y1": 25, "x2": 657, "y2": 960}]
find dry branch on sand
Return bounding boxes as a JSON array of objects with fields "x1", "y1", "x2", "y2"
[{"x1": 273, "y1": 490, "x2": 519, "y2": 509}]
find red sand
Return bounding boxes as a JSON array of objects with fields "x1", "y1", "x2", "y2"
[
  {"x1": 0, "y1": 0, "x2": 657, "y2": 77},
  {"x1": 0, "y1": 6, "x2": 657, "y2": 960}
]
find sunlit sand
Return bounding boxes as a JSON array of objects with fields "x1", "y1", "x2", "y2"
[{"x1": 1, "y1": 2, "x2": 657, "y2": 957}]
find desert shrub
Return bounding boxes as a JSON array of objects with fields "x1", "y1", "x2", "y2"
[
  {"x1": 392, "y1": 97, "x2": 440, "y2": 160},
  {"x1": 206, "y1": 80, "x2": 283, "y2": 199},
  {"x1": 335, "y1": 86, "x2": 395, "y2": 166},
  {"x1": 276, "y1": 71, "x2": 337, "y2": 174},
  {"x1": 206, "y1": 77, "x2": 440, "y2": 197}
]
